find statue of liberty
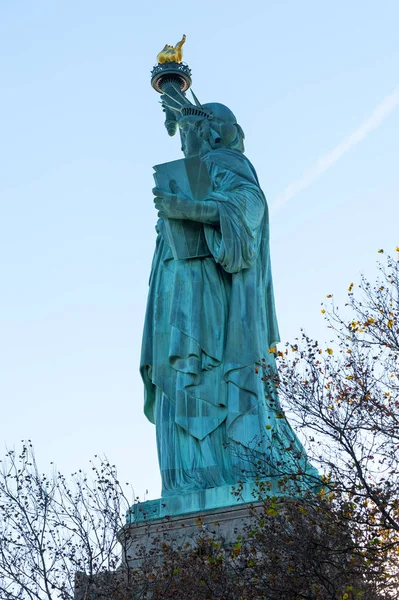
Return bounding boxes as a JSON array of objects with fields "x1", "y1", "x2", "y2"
[{"x1": 140, "y1": 40, "x2": 318, "y2": 499}]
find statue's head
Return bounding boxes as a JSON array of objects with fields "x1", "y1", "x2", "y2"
[
  {"x1": 178, "y1": 102, "x2": 245, "y2": 158},
  {"x1": 160, "y1": 88, "x2": 245, "y2": 157}
]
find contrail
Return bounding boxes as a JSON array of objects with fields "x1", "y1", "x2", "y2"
[{"x1": 271, "y1": 87, "x2": 399, "y2": 214}]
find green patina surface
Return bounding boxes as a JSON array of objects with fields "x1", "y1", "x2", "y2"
[
  {"x1": 133, "y1": 62, "x2": 319, "y2": 521},
  {"x1": 127, "y1": 479, "x2": 308, "y2": 524}
]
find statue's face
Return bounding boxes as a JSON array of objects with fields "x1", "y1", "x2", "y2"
[{"x1": 179, "y1": 115, "x2": 209, "y2": 158}]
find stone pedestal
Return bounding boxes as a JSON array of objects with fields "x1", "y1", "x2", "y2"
[
  {"x1": 75, "y1": 500, "x2": 264, "y2": 598},
  {"x1": 120, "y1": 500, "x2": 262, "y2": 568},
  {"x1": 121, "y1": 478, "x2": 311, "y2": 566}
]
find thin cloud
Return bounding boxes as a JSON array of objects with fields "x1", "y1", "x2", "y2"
[{"x1": 271, "y1": 87, "x2": 399, "y2": 214}]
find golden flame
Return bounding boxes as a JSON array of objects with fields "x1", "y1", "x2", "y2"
[{"x1": 157, "y1": 34, "x2": 186, "y2": 64}]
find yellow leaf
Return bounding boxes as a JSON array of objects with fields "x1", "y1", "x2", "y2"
[
  {"x1": 348, "y1": 283, "x2": 354, "y2": 292},
  {"x1": 396, "y1": 246, "x2": 399, "y2": 252},
  {"x1": 378, "y1": 249, "x2": 384, "y2": 254},
  {"x1": 268, "y1": 347, "x2": 277, "y2": 354},
  {"x1": 321, "y1": 309, "x2": 326, "y2": 314},
  {"x1": 326, "y1": 348, "x2": 333, "y2": 355},
  {"x1": 388, "y1": 319, "x2": 393, "y2": 329}
]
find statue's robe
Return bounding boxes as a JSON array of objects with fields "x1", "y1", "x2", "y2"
[{"x1": 141, "y1": 149, "x2": 318, "y2": 495}]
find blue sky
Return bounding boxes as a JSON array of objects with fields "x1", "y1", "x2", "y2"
[{"x1": 0, "y1": 0, "x2": 398, "y2": 500}]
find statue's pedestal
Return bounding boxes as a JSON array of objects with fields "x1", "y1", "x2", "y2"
[
  {"x1": 120, "y1": 500, "x2": 262, "y2": 568},
  {"x1": 77, "y1": 490, "x2": 351, "y2": 600},
  {"x1": 121, "y1": 479, "x2": 300, "y2": 567},
  {"x1": 75, "y1": 499, "x2": 266, "y2": 597},
  {"x1": 75, "y1": 497, "x2": 264, "y2": 597}
]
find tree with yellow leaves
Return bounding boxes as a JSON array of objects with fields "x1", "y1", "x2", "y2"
[{"x1": 271, "y1": 249, "x2": 399, "y2": 598}]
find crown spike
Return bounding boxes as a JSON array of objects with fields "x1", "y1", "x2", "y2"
[
  {"x1": 170, "y1": 82, "x2": 190, "y2": 104},
  {"x1": 163, "y1": 104, "x2": 182, "y2": 114},
  {"x1": 190, "y1": 89, "x2": 203, "y2": 108},
  {"x1": 160, "y1": 88, "x2": 186, "y2": 108},
  {"x1": 158, "y1": 100, "x2": 182, "y2": 113}
]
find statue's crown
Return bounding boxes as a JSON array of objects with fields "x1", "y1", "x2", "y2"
[
  {"x1": 161, "y1": 90, "x2": 238, "y2": 126},
  {"x1": 160, "y1": 86, "x2": 212, "y2": 119},
  {"x1": 180, "y1": 105, "x2": 212, "y2": 119}
]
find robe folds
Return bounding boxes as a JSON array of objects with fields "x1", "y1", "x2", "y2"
[{"x1": 140, "y1": 149, "x2": 318, "y2": 495}]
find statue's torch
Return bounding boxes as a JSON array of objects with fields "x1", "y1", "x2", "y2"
[{"x1": 150, "y1": 35, "x2": 192, "y2": 136}]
